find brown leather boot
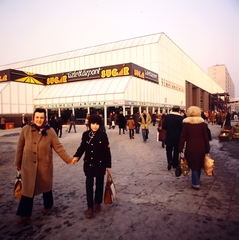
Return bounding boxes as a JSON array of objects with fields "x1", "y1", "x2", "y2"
[
  {"x1": 94, "y1": 204, "x2": 101, "y2": 213},
  {"x1": 86, "y1": 208, "x2": 93, "y2": 218},
  {"x1": 14, "y1": 216, "x2": 30, "y2": 225}
]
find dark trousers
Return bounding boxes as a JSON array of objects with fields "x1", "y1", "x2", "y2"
[
  {"x1": 57, "y1": 128, "x2": 62, "y2": 137},
  {"x1": 129, "y1": 129, "x2": 134, "y2": 138},
  {"x1": 16, "y1": 190, "x2": 53, "y2": 217},
  {"x1": 68, "y1": 122, "x2": 76, "y2": 133},
  {"x1": 135, "y1": 124, "x2": 140, "y2": 133},
  {"x1": 86, "y1": 176, "x2": 104, "y2": 208},
  {"x1": 166, "y1": 145, "x2": 179, "y2": 168}
]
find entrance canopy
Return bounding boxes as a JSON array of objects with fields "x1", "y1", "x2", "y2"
[{"x1": 34, "y1": 77, "x2": 131, "y2": 106}]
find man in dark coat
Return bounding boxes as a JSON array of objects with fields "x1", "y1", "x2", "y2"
[
  {"x1": 68, "y1": 113, "x2": 77, "y2": 133},
  {"x1": 133, "y1": 112, "x2": 140, "y2": 133},
  {"x1": 117, "y1": 111, "x2": 126, "y2": 134},
  {"x1": 162, "y1": 105, "x2": 183, "y2": 170}
]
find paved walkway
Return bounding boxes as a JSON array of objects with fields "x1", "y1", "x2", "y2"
[{"x1": 0, "y1": 122, "x2": 239, "y2": 240}]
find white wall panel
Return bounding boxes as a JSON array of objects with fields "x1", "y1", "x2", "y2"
[
  {"x1": 26, "y1": 104, "x2": 34, "y2": 113},
  {"x1": 19, "y1": 104, "x2": 26, "y2": 113},
  {"x1": 80, "y1": 96, "x2": 88, "y2": 102},
  {"x1": 100, "y1": 53, "x2": 106, "y2": 65},
  {"x1": 96, "y1": 94, "x2": 105, "y2": 101},
  {"x1": 89, "y1": 55, "x2": 95, "y2": 66},
  {"x1": 111, "y1": 50, "x2": 117, "y2": 62},
  {"x1": 2, "y1": 84, "x2": 10, "y2": 103},
  {"x1": 79, "y1": 57, "x2": 85, "y2": 69},
  {"x1": 3, "y1": 103, "x2": 10, "y2": 113},
  {"x1": 11, "y1": 83, "x2": 19, "y2": 104}
]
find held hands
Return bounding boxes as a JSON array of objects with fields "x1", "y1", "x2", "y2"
[{"x1": 70, "y1": 157, "x2": 79, "y2": 165}]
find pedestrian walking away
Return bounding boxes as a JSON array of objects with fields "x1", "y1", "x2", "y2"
[
  {"x1": 57, "y1": 116, "x2": 64, "y2": 138},
  {"x1": 14, "y1": 108, "x2": 76, "y2": 225},
  {"x1": 162, "y1": 105, "x2": 183, "y2": 170},
  {"x1": 73, "y1": 114, "x2": 112, "y2": 219},
  {"x1": 157, "y1": 113, "x2": 166, "y2": 148},
  {"x1": 126, "y1": 115, "x2": 135, "y2": 139},
  {"x1": 179, "y1": 106, "x2": 210, "y2": 190},
  {"x1": 133, "y1": 112, "x2": 140, "y2": 134},
  {"x1": 118, "y1": 111, "x2": 126, "y2": 135}
]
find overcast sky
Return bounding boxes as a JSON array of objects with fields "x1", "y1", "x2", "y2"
[{"x1": 1, "y1": 0, "x2": 238, "y2": 97}]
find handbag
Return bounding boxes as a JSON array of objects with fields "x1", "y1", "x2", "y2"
[
  {"x1": 104, "y1": 172, "x2": 116, "y2": 204},
  {"x1": 204, "y1": 154, "x2": 214, "y2": 176},
  {"x1": 179, "y1": 152, "x2": 190, "y2": 176},
  {"x1": 14, "y1": 171, "x2": 22, "y2": 201}
]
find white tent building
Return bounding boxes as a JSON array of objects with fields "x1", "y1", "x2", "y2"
[{"x1": 0, "y1": 32, "x2": 224, "y2": 126}]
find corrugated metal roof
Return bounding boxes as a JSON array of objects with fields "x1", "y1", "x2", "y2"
[{"x1": 0, "y1": 33, "x2": 162, "y2": 70}]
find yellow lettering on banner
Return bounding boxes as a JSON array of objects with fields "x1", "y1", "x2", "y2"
[
  {"x1": 101, "y1": 66, "x2": 129, "y2": 78},
  {"x1": 47, "y1": 77, "x2": 54, "y2": 84},
  {"x1": 47, "y1": 75, "x2": 67, "y2": 84},
  {"x1": 106, "y1": 69, "x2": 112, "y2": 78},
  {"x1": 123, "y1": 67, "x2": 130, "y2": 75},
  {"x1": 134, "y1": 69, "x2": 145, "y2": 79},
  {"x1": 60, "y1": 75, "x2": 67, "y2": 83},
  {"x1": 101, "y1": 70, "x2": 106, "y2": 78},
  {"x1": 0, "y1": 74, "x2": 7, "y2": 81},
  {"x1": 112, "y1": 68, "x2": 118, "y2": 77}
]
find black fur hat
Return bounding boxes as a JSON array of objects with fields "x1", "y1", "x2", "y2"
[{"x1": 89, "y1": 114, "x2": 102, "y2": 128}]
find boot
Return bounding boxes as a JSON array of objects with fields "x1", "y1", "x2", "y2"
[{"x1": 86, "y1": 207, "x2": 93, "y2": 218}]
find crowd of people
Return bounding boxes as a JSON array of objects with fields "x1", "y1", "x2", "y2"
[{"x1": 11, "y1": 106, "x2": 237, "y2": 225}]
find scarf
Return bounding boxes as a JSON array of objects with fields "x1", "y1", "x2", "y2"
[{"x1": 30, "y1": 121, "x2": 51, "y2": 136}]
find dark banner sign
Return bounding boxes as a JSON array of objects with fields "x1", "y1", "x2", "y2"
[
  {"x1": 1, "y1": 63, "x2": 158, "y2": 85},
  {"x1": 0, "y1": 69, "x2": 46, "y2": 85},
  {"x1": 46, "y1": 63, "x2": 158, "y2": 85},
  {"x1": 0, "y1": 69, "x2": 10, "y2": 82},
  {"x1": 131, "y1": 63, "x2": 158, "y2": 83}
]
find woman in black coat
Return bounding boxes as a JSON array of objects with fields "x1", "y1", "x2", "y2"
[{"x1": 73, "y1": 114, "x2": 111, "y2": 218}]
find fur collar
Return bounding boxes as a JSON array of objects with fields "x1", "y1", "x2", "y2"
[
  {"x1": 169, "y1": 111, "x2": 181, "y2": 116},
  {"x1": 183, "y1": 117, "x2": 205, "y2": 124}
]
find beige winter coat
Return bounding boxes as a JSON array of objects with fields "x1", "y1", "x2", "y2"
[{"x1": 14, "y1": 125, "x2": 72, "y2": 198}]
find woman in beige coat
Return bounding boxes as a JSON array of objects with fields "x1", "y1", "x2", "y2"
[{"x1": 14, "y1": 108, "x2": 75, "y2": 225}]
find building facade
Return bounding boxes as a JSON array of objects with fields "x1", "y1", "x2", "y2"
[
  {"x1": 0, "y1": 33, "x2": 224, "y2": 127},
  {"x1": 208, "y1": 64, "x2": 235, "y2": 98}
]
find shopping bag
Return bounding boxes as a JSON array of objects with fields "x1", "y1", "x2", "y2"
[
  {"x1": 111, "y1": 121, "x2": 115, "y2": 127},
  {"x1": 179, "y1": 153, "x2": 190, "y2": 176},
  {"x1": 104, "y1": 172, "x2": 116, "y2": 204},
  {"x1": 14, "y1": 171, "x2": 22, "y2": 201},
  {"x1": 204, "y1": 154, "x2": 214, "y2": 176}
]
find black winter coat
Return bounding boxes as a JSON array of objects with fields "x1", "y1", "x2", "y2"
[
  {"x1": 118, "y1": 114, "x2": 126, "y2": 128},
  {"x1": 162, "y1": 112, "x2": 183, "y2": 146},
  {"x1": 74, "y1": 130, "x2": 111, "y2": 177}
]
